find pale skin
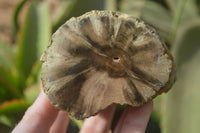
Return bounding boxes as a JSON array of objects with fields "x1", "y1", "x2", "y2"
[{"x1": 12, "y1": 89, "x2": 153, "y2": 133}]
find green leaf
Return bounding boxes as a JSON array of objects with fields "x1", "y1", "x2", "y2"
[
  {"x1": 167, "y1": 0, "x2": 199, "y2": 43},
  {"x1": 0, "y1": 41, "x2": 20, "y2": 101},
  {"x1": 198, "y1": 0, "x2": 200, "y2": 12},
  {"x1": 0, "y1": 40, "x2": 21, "y2": 101},
  {"x1": 141, "y1": 1, "x2": 172, "y2": 43},
  {"x1": 104, "y1": 0, "x2": 117, "y2": 11},
  {"x1": 162, "y1": 18, "x2": 200, "y2": 133},
  {"x1": 52, "y1": 0, "x2": 104, "y2": 32},
  {"x1": 26, "y1": 61, "x2": 42, "y2": 86},
  {"x1": 0, "y1": 122, "x2": 11, "y2": 133},
  {"x1": 152, "y1": 96, "x2": 163, "y2": 123},
  {"x1": 120, "y1": 0, "x2": 146, "y2": 18},
  {"x1": 166, "y1": 0, "x2": 198, "y2": 18},
  {"x1": 165, "y1": 0, "x2": 179, "y2": 12},
  {"x1": 183, "y1": 0, "x2": 199, "y2": 19},
  {"x1": 0, "y1": 41, "x2": 14, "y2": 70},
  {"x1": 0, "y1": 100, "x2": 30, "y2": 114},
  {"x1": 0, "y1": 99, "x2": 31, "y2": 126},
  {"x1": 0, "y1": 115, "x2": 13, "y2": 127},
  {"x1": 13, "y1": 0, "x2": 29, "y2": 35},
  {"x1": 0, "y1": 68, "x2": 21, "y2": 102},
  {"x1": 168, "y1": 0, "x2": 188, "y2": 43},
  {"x1": 24, "y1": 84, "x2": 40, "y2": 102},
  {"x1": 16, "y1": 1, "x2": 51, "y2": 90},
  {"x1": 52, "y1": 0, "x2": 80, "y2": 31},
  {"x1": 70, "y1": 117, "x2": 83, "y2": 129}
]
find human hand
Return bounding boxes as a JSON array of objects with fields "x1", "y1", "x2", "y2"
[{"x1": 12, "y1": 90, "x2": 153, "y2": 133}]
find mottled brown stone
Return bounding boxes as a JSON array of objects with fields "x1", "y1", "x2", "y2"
[{"x1": 40, "y1": 10, "x2": 176, "y2": 120}]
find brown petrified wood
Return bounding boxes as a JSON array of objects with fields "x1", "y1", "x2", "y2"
[{"x1": 40, "y1": 10, "x2": 176, "y2": 120}]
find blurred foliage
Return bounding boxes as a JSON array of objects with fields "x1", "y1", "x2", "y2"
[{"x1": 0, "y1": 0, "x2": 200, "y2": 132}]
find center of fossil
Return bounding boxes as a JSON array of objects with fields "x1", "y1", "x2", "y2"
[
  {"x1": 105, "y1": 48, "x2": 132, "y2": 77},
  {"x1": 112, "y1": 56, "x2": 120, "y2": 62}
]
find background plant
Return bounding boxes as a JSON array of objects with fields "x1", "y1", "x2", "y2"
[{"x1": 0, "y1": 0, "x2": 200, "y2": 133}]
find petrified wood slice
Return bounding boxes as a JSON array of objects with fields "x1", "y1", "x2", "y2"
[{"x1": 40, "y1": 10, "x2": 176, "y2": 120}]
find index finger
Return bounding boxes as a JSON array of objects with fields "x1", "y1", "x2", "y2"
[
  {"x1": 114, "y1": 101, "x2": 153, "y2": 133},
  {"x1": 12, "y1": 91, "x2": 59, "y2": 133}
]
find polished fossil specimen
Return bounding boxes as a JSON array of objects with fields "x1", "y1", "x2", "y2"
[{"x1": 41, "y1": 10, "x2": 176, "y2": 120}]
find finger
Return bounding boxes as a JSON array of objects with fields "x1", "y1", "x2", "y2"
[
  {"x1": 12, "y1": 91, "x2": 58, "y2": 133},
  {"x1": 80, "y1": 105, "x2": 116, "y2": 133},
  {"x1": 114, "y1": 101, "x2": 153, "y2": 133},
  {"x1": 49, "y1": 111, "x2": 70, "y2": 133}
]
